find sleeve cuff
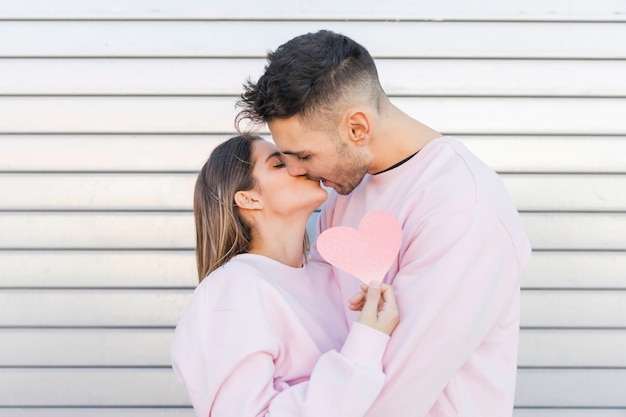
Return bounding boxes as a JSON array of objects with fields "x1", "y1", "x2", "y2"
[{"x1": 340, "y1": 321, "x2": 390, "y2": 369}]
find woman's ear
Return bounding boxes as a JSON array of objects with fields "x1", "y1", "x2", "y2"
[{"x1": 234, "y1": 190, "x2": 263, "y2": 210}]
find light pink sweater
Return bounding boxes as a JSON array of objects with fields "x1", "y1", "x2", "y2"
[
  {"x1": 312, "y1": 136, "x2": 532, "y2": 416},
  {"x1": 171, "y1": 253, "x2": 391, "y2": 417}
]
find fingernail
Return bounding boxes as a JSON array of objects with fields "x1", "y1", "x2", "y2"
[{"x1": 370, "y1": 281, "x2": 380, "y2": 289}]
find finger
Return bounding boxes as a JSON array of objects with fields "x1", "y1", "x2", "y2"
[
  {"x1": 378, "y1": 284, "x2": 399, "y2": 315},
  {"x1": 348, "y1": 290, "x2": 366, "y2": 311},
  {"x1": 379, "y1": 284, "x2": 397, "y2": 306},
  {"x1": 349, "y1": 301, "x2": 365, "y2": 311},
  {"x1": 348, "y1": 291, "x2": 366, "y2": 305},
  {"x1": 360, "y1": 281, "x2": 382, "y2": 319}
]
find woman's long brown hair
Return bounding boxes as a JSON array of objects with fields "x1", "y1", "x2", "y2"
[{"x1": 193, "y1": 134, "x2": 261, "y2": 281}]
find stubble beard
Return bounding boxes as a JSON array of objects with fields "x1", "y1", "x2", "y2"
[
  {"x1": 321, "y1": 129, "x2": 371, "y2": 195},
  {"x1": 330, "y1": 148, "x2": 370, "y2": 195}
]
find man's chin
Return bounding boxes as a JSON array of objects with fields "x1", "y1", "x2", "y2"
[
  {"x1": 322, "y1": 179, "x2": 338, "y2": 191},
  {"x1": 322, "y1": 179, "x2": 352, "y2": 195}
]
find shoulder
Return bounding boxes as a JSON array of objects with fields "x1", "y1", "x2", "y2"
[
  {"x1": 416, "y1": 137, "x2": 497, "y2": 191},
  {"x1": 387, "y1": 136, "x2": 516, "y2": 218},
  {"x1": 181, "y1": 255, "x2": 283, "y2": 318}
]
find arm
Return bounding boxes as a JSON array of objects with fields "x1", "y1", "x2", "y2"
[
  {"x1": 172, "y1": 286, "x2": 398, "y2": 417},
  {"x1": 370, "y1": 203, "x2": 527, "y2": 416},
  {"x1": 217, "y1": 320, "x2": 388, "y2": 417}
]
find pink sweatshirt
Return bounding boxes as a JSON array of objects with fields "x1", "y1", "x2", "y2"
[
  {"x1": 171, "y1": 253, "x2": 391, "y2": 417},
  {"x1": 312, "y1": 136, "x2": 532, "y2": 417}
]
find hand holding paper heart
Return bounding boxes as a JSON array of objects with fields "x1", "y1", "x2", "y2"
[{"x1": 316, "y1": 210, "x2": 402, "y2": 285}]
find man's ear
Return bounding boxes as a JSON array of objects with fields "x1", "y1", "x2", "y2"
[
  {"x1": 346, "y1": 111, "x2": 371, "y2": 145},
  {"x1": 234, "y1": 190, "x2": 263, "y2": 210}
]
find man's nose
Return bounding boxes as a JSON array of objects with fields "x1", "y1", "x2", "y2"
[{"x1": 287, "y1": 161, "x2": 307, "y2": 177}]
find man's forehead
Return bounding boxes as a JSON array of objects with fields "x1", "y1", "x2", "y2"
[
  {"x1": 270, "y1": 117, "x2": 332, "y2": 152},
  {"x1": 270, "y1": 134, "x2": 297, "y2": 153},
  {"x1": 273, "y1": 137, "x2": 308, "y2": 156},
  {"x1": 270, "y1": 130, "x2": 305, "y2": 153}
]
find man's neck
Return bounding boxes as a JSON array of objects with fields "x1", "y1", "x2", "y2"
[{"x1": 369, "y1": 106, "x2": 441, "y2": 174}]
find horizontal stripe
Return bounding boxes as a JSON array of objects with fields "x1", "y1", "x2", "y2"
[
  {"x1": 0, "y1": 21, "x2": 624, "y2": 59},
  {"x1": 1, "y1": 97, "x2": 625, "y2": 134},
  {"x1": 2, "y1": 59, "x2": 626, "y2": 97}
]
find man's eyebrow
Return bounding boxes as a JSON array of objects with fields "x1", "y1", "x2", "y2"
[
  {"x1": 281, "y1": 150, "x2": 307, "y2": 157},
  {"x1": 265, "y1": 151, "x2": 282, "y2": 163}
]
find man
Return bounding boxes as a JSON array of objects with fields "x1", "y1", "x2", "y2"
[{"x1": 237, "y1": 30, "x2": 531, "y2": 417}]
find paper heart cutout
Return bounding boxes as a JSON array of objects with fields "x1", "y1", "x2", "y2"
[{"x1": 316, "y1": 210, "x2": 402, "y2": 285}]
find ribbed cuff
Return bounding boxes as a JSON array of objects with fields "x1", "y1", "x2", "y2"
[{"x1": 340, "y1": 321, "x2": 390, "y2": 369}]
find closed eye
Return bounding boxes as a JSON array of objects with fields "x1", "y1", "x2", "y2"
[{"x1": 296, "y1": 155, "x2": 311, "y2": 161}]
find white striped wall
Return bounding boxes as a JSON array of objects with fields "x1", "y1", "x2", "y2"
[{"x1": 0, "y1": 1, "x2": 625, "y2": 416}]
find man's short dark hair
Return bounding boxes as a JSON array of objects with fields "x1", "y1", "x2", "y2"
[{"x1": 236, "y1": 30, "x2": 383, "y2": 129}]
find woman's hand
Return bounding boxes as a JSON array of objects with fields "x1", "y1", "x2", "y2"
[{"x1": 349, "y1": 281, "x2": 399, "y2": 336}]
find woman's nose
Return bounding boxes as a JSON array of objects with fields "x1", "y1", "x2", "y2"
[{"x1": 287, "y1": 161, "x2": 307, "y2": 177}]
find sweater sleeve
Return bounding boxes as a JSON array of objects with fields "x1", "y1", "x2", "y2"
[
  {"x1": 171, "y1": 309, "x2": 390, "y2": 417},
  {"x1": 368, "y1": 203, "x2": 529, "y2": 416}
]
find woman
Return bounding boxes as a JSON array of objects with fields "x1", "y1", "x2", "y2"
[{"x1": 171, "y1": 134, "x2": 399, "y2": 417}]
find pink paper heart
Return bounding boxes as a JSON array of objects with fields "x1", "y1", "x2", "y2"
[{"x1": 316, "y1": 210, "x2": 402, "y2": 285}]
